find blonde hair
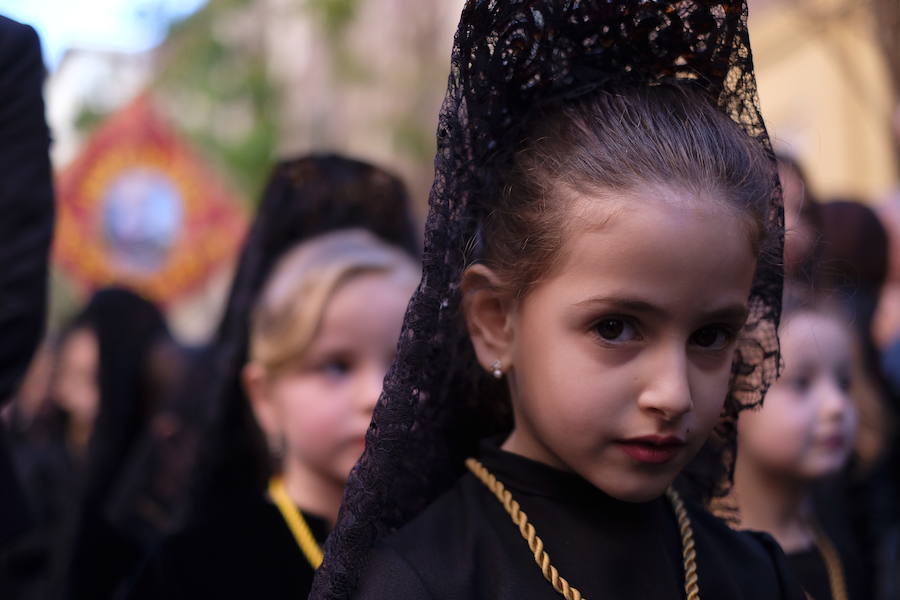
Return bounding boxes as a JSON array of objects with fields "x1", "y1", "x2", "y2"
[{"x1": 249, "y1": 229, "x2": 418, "y2": 374}]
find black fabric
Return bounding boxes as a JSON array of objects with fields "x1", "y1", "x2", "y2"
[
  {"x1": 0, "y1": 15, "x2": 53, "y2": 407},
  {"x1": 1, "y1": 435, "x2": 77, "y2": 600},
  {"x1": 787, "y1": 549, "x2": 832, "y2": 600},
  {"x1": 355, "y1": 442, "x2": 805, "y2": 599},
  {"x1": 792, "y1": 484, "x2": 870, "y2": 600},
  {"x1": 0, "y1": 14, "x2": 54, "y2": 551},
  {"x1": 123, "y1": 492, "x2": 329, "y2": 600},
  {"x1": 0, "y1": 428, "x2": 33, "y2": 552},
  {"x1": 0, "y1": 383, "x2": 36, "y2": 559},
  {"x1": 877, "y1": 522, "x2": 900, "y2": 600},
  {"x1": 102, "y1": 344, "x2": 201, "y2": 545},
  {"x1": 313, "y1": 2, "x2": 783, "y2": 598},
  {"x1": 784, "y1": 523, "x2": 870, "y2": 600}
]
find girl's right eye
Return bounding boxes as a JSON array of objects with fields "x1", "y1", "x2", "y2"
[
  {"x1": 593, "y1": 317, "x2": 640, "y2": 343},
  {"x1": 320, "y1": 358, "x2": 352, "y2": 378},
  {"x1": 834, "y1": 368, "x2": 852, "y2": 393},
  {"x1": 788, "y1": 374, "x2": 812, "y2": 394}
]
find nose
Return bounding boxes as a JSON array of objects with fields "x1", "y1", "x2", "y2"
[
  {"x1": 357, "y1": 364, "x2": 385, "y2": 415},
  {"x1": 636, "y1": 345, "x2": 693, "y2": 422},
  {"x1": 819, "y1": 377, "x2": 853, "y2": 424}
]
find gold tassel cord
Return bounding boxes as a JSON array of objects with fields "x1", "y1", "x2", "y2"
[
  {"x1": 665, "y1": 486, "x2": 700, "y2": 600},
  {"x1": 268, "y1": 477, "x2": 324, "y2": 569},
  {"x1": 465, "y1": 457, "x2": 700, "y2": 600}
]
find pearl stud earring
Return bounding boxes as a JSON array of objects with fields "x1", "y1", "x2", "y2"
[{"x1": 491, "y1": 359, "x2": 503, "y2": 379}]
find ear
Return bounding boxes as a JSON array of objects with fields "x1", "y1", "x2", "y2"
[
  {"x1": 242, "y1": 362, "x2": 281, "y2": 442},
  {"x1": 460, "y1": 264, "x2": 516, "y2": 375}
]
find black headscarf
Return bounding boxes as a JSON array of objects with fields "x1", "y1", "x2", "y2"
[
  {"x1": 184, "y1": 153, "x2": 420, "y2": 519},
  {"x1": 65, "y1": 287, "x2": 174, "y2": 600},
  {"x1": 68, "y1": 288, "x2": 172, "y2": 507},
  {"x1": 311, "y1": 2, "x2": 783, "y2": 598}
]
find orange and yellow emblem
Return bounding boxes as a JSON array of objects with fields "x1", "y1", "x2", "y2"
[{"x1": 55, "y1": 94, "x2": 246, "y2": 304}]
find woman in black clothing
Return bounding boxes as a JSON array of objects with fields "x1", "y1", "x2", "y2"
[
  {"x1": 312, "y1": 2, "x2": 807, "y2": 599},
  {"x1": 4, "y1": 288, "x2": 181, "y2": 600}
]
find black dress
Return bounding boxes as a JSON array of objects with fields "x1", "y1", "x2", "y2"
[
  {"x1": 356, "y1": 443, "x2": 807, "y2": 599},
  {"x1": 787, "y1": 548, "x2": 834, "y2": 600},
  {"x1": 124, "y1": 492, "x2": 328, "y2": 599},
  {"x1": 786, "y1": 526, "x2": 868, "y2": 600}
]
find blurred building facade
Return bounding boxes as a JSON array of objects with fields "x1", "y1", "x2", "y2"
[
  {"x1": 46, "y1": 0, "x2": 466, "y2": 342},
  {"x1": 750, "y1": 0, "x2": 898, "y2": 201},
  {"x1": 44, "y1": 0, "x2": 899, "y2": 341},
  {"x1": 47, "y1": 48, "x2": 153, "y2": 168}
]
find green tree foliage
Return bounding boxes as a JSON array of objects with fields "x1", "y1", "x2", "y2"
[
  {"x1": 306, "y1": 0, "x2": 359, "y2": 40},
  {"x1": 154, "y1": 0, "x2": 279, "y2": 205}
]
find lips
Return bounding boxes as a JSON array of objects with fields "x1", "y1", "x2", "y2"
[
  {"x1": 617, "y1": 435, "x2": 686, "y2": 465},
  {"x1": 818, "y1": 433, "x2": 847, "y2": 451}
]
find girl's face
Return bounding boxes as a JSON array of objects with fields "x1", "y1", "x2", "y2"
[
  {"x1": 737, "y1": 311, "x2": 858, "y2": 481},
  {"x1": 53, "y1": 327, "x2": 100, "y2": 431},
  {"x1": 250, "y1": 271, "x2": 414, "y2": 487},
  {"x1": 471, "y1": 187, "x2": 757, "y2": 502}
]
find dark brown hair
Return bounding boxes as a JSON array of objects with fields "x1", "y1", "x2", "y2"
[{"x1": 479, "y1": 82, "x2": 779, "y2": 296}]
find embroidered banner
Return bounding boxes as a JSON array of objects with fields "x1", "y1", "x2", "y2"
[{"x1": 55, "y1": 94, "x2": 247, "y2": 304}]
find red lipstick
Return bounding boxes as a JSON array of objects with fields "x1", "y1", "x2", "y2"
[{"x1": 617, "y1": 435, "x2": 686, "y2": 465}]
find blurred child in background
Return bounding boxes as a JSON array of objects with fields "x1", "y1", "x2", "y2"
[
  {"x1": 728, "y1": 289, "x2": 867, "y2": 600},
  {"x1": 126, "y1": 230, "x2": 418, "y2": 598},
  {"x1": 124, "y1": 154, "x2": 420, "y2": 599}
]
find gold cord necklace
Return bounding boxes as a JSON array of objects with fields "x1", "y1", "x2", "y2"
[
  {"x1": 268, "y1": 476, "x2": 324, "y2": 569},
  {"x1": 811, "y1": 522, "x2": 848, "y2": 600},
  {"x1": 466, "y1": 457, "x2": 700, "y2": 600}
]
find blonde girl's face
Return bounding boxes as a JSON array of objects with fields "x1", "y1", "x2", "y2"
[
  {"x1": 737, "y1": 311, "x2": 858, "y2": 481},
  {"x1": 487, "y1": 187, "x2": 758, "y2": 502},
  {"x1": 257, "y1": 270, "x2": 415, "y2": 487}
]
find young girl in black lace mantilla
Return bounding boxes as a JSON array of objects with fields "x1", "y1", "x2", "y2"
[{"x1": 312, "y1": 2, "x2": 808, "y2": 599}]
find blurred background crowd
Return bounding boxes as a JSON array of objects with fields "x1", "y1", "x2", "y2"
[{"x1": 0, "y1": 0, "x2": 899, "y2": 598}]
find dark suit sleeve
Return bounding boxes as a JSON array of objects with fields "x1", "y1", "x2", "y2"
[
  {"x1": 0, "y1": 16, "x2": 53, "y2": 548},
  {"x1": 0, "y1": 16, "x2": 54, "y2": 405}
]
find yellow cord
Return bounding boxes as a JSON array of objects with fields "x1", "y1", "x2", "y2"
[
  {"x1": 465, "y1": 457, "x2": 700, "y2": 600},
  {"x1": 268, "y1": 477, "x2": 324, "y2": 569},
  {"x1": 812, "y1": 523, "x2": 848, "y2": 600}
]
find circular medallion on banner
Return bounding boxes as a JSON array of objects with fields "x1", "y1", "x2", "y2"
[{"x1": 101, "y1": 167, "x2": 184, "y2": 275}]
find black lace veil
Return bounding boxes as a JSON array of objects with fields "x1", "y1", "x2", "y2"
[{"x1": 312, "y1": 2, "x2": 783, "y2": 597}]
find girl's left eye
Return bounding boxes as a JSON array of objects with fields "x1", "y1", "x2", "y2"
[
  {"x1": 593, "y1": 318, "x2": 640, "y2": 343},
  {"x1": 689, "y1": 326, "x2": 732, "y2": 350}
]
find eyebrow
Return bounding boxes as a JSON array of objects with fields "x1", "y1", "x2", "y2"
[{"x1": 573, "y1": 296, "x2": 749, "y2": 324}]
